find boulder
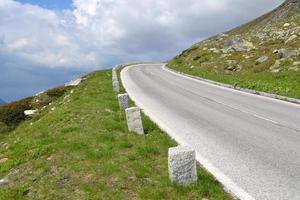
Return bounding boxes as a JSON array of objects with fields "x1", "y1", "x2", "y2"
[
  {"x1": 270, "y1": 60, "x2": 282, "y2": 73},
  {"x1": 24, "y1": 110, "x2": 37, "y2": 116},
  {"x1": 274, "y1": 49, "x2": 298, "y2": 59},
  {"x1": 293, "y1": 61, "x2": 300, "y2": 66},
  {"x1": 209, "y1": 48, "x2": 220, "y2": 54},
  {"x1": 285, "y1": 35, "x2": 297, "y2": 43},
  {"x1": 256, "y1": 56, "x2": 269, "y2": 65},
  {"x1": 288, "y1": 66, "x2": 299, "y2": 71},
  {"x1": 0, "y1": 179, "x2": 9, "y2": 186},
  {"x1": 224, "y1": 37, "x2": 255, "y2": 52},
  {"x1": 65, "y1": 78, "x2": 82, "y2": 87},
  {"x1": 0, "y1": 158, "x2": 8, "y2": 164}
]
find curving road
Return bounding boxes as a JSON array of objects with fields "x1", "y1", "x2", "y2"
[{"x1": 121, "y1": 63, "x2": 300, "y2": 200}]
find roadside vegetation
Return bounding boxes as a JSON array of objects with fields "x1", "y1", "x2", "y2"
[
  {"x1": 0, "y1": 69, "x2": 231, "y2": 199},
  {"x1": 168, "y1": 0, "x2": 300, "y2": 99}
]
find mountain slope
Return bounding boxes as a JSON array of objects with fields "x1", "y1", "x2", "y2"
[
  {"x1": 0, "y1": 69, "x2": 230, "y2": 200},
  {"x1": 168, "y1": 0, "x2": 300, "y2": 99}
]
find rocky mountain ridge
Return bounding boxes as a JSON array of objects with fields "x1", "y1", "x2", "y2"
[{"x1": 168, "y1": 0, "x2": 300, "y2": 98}]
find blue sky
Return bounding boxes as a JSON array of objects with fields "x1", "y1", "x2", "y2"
[
  {"x1": 0, "y1": 0, "x2": 284, "y2": 102},
  {"x1": 15, "y1": 0, "x2": 73, "y2": 10}
]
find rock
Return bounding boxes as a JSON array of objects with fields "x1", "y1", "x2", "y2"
[
  {"x1": 125, "y1": 107, "x2": 144, "y2": 135},
  {"x1": 243, "y1": 55, "x2": 252, "y2": 59},
  {"x1": 256, "y1": 56, "x2": 269, "y2": 65},
  {"x1": 288, "y1": 66, "x2": 299, "y2": 71},
  {"x1": 274, "y1": 49, "x2": 298, "y2": 59},
  {"x1": 270, "y1": 60, "x2": 282, "y2": 73},
  {"x1": 271, "y1": 68, "x2": 282, "y2": 73},
  {"x1": 224, "y1": 37, "x2": 255, "y2": 52},
  {"x1": 35, "y1": 91, "x2": 45, "y2": 96},
  {"x1": 283, "y1": 23, "x2": 290, "y2": 27},
  {"x1": 118, "y1": 93, "x2": 129, "y2": 111},
  {"x1": 0, "y1": 158, "x2": 8, "y2": 164},
  {"x1": 209, "y1": 48, "x2": 220, "y2": 54},
  {"x1": 0, "y1": 179, "x2": 9, "y2": 186},
  {"x1": 224, "y1": 65, "x2": 242, "y2": 74},
  {"x1": 24, "y1": 110, "x2": 37, "y2": 116},
  {"x1": 226, "y1": 60, "x2": 237, "y2": 65},
  {"x1": 168, "y1": 146, "x2": 197, "y2": 185},
  {"x1": 285, "y1": 35, "x2": 297, "y2": 43},
  {"x1": 293, "y1": 61, "x2": 300, "y2": 66},
  {"x1": 65, "y1": 78, "x2": 82, "y2": 87},
  {"x1": 105, "y1": 108, "x2": 113, "y2": 113}
]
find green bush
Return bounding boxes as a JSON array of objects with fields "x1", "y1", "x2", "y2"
[
  {"x1": 0, "y1": 97, "x2": 33, "y2": 127},
  {"x1": 46, "y1": 86, "x2": 68, "y2": 98},
  {"x1": 31, "y1": 86, "x2": 68, "y2": 109}
]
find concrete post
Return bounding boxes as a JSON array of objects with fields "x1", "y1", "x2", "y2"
[
  {"x1": 125, "y1": 107, "x2": 144, "y2": 135},
  {"x1": 112, "y1": 69, "x2": 117, "y2": 82},
  {"x1": 113, "y1": 80, "x2": 120, "y2": 93},
  {"x1": 118, "y1": 93, "x2": 129, "y2": 111},
  {"x1": 168, "y1": 146, "x2": 197, "y2": 185}
]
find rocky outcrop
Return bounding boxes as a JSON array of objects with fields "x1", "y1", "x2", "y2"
[
  {"x1": 24, "y1": 110, "x2": 37, "y2": 116},
  {"x1": 256, "y1": 56, "x2": 269, "y2": 65},
  {"x1": 65, "y1": 78, "x2": 82, "y2": 87},
  {"x1": 274, "y1": 49, "x2": 299, "y2": 59},
  {"x1": 224, "y1": 37, "x2": 255, "y2": 52}
]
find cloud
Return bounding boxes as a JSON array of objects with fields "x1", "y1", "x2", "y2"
[{"x1": 0, "y1": 0, "x2": 284, "y2": 101}]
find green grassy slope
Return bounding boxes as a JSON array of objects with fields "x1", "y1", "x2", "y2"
[
  {"x1": 0, "y1": 69, "x2": 231, "y2": 199},
  {"x1": 168, "y1": 0, "x2": 300, "y2": 99}
]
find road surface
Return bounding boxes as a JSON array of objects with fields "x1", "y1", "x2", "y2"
[{"x1": 121, "y1": 64, "x2": 300, "y2": 200}]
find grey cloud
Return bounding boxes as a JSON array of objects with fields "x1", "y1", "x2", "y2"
[{"x1": 0, "y1": 0, "x2": 284, "y2": 101}]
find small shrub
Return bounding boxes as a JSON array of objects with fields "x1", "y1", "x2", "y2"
[{"x1": 46, "y1": 87, "x2": 68, "y2": 98}]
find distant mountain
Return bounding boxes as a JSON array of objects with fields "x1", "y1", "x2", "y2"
[{"x1": 0, "y1": 98, "x2": 6, "y2": 106}]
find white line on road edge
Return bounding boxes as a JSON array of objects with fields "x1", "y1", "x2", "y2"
[{"x1": 121, "y1": 64, "x2": 256, "y2": 200}]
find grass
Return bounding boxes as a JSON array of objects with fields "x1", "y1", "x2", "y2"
[
  {"x1": 0, "y1": 69, "x2": 231, "y2": 199},
  {"x1": 168, "y1": 61, "x2": 300, "y2": 98},
  {"x1": 167, "y1": 3, "x2": 300, "y2": 99}
]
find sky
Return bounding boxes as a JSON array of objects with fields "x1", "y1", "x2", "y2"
[{"x1": 0, "y1": 0, "x2": 284, "y2": 102}]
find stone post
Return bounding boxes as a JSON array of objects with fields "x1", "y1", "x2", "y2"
[
  {"x1": 125, "y1": 107, "x2": 144, "y2": 135},
  {"x1": 112, "y1": 68, "x2": 117, "y2": 82},
  {"x1": 113, "y1": 80, "x2": 120, "y2": 93},
  {"x1": 168, "y1": 146, "x2": 197, "y2": 185},
  {"x1": 118, "y1": 93, "x2": 129, "y2": 111}
]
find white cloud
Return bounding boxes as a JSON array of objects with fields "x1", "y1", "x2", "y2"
[
  {"x1": 0, "y1": 0, "x2": 284, "y2": 100},
  {"x1": 0, "y1": 0, "x2": 284, "y2": 69}
]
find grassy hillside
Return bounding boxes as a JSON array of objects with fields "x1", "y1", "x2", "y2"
[
  {"x1": 168, "y1": 0, "x2": 300, "y2": 99},
  {"x1": 0, "y1": 69, "x2": 231, "y2": 199}
]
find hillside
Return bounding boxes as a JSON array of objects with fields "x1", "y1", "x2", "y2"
[
  {"x1": 0, "y1": 69, "x2": 230, "y2": 199},
  {"x1": 168, "y1": 0, "x2": 300, "y2": 99}
]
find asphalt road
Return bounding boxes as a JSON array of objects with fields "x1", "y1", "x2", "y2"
[{"x1": 121, "y1": 64, "x2": 300, "y2": 200}]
